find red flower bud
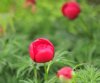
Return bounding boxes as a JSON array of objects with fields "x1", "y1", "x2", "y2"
[
  {"x1": 29, "y1": 38, "x2": 55, "y2": 63},
  {"x1": 0, "y1": 27, "x2": 4, "y2": 36},
  {"x1": 24, "y1": 0, "x2": 36, "y2": 8},
  {"x1": 26, "y1": 0, "x2": 36, "y2": 4},
  {"x1": 57, "y1": 67, "x2": 74, "y2": 80},
  {"x1": 61, "y1": 2, "x2": 81, "y2": 20}
]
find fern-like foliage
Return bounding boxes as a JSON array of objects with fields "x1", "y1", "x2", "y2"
[{"x1": 75, "y1": 66, "x2": 100, "y2": 83}]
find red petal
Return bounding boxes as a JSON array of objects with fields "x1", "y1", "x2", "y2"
[
  {"x1": 57, "y1": 67, "x2": 73, "y2": 79},
  {"x1": 35, "y1": 48, "x2": 53, "y2": 63}
]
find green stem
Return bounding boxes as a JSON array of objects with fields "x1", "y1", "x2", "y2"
[
  {"x1": 47, "y1": 62, "x2": 52, "y2": 75},
  {"x1": 44, "y1": 64, "x2": 48, "y2": 83},
  {"x1": 44, "y1": 62, "x2": 52, "y2": 83},
  {"x1": 79, "y1": 17, "x2": 88, "y2": 33},
  {"x1": 9, "y1": 18, "x2": 16, "y2": 33},
  {"x1": 34, "y1": 63, "x2": 38, "y2": 83}
]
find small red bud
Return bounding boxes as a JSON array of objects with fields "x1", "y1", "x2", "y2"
[
  {"x1": 26, "y1": 0, "x2": 36, "y2": 4},
  {"x1": 61, "y1": 2, "x2": 81, "y2": 20},
  {"x1": 57, "y1": 67, "x2": 74, "y2": 80},
  {"x1": 0, "y1": 27, "x2": 4, "y2": 36},
  {"x1": 29, "y1": 38, "x2": 55, "y2": 63},
  {"x1": 24, "y1": 0, "x2": 36, "y2": 8}
]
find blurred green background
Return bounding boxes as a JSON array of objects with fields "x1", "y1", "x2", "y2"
[{"x1": 0, "y1": 0, "x2": 100, "y2": 83}]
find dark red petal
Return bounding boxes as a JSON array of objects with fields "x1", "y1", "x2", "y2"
[
  {"x1": 64, "y1": 6, "x2": 80, "y2": 19},
  {"x1": 35, "y1": 48, "x2": 53, "y2": 63},
  {"x1": 62, "y1": 3, "x2": 68, "y2": 16},
  {"x1": 29, "y1": 42, "x2": 35, "y2": 61},
  {"x1": 67, "y1": 2, "x2": 80, "y2": 8}
]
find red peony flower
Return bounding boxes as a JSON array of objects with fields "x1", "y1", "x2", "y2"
[
  {"x1": 61, "y1": 2, "x2": 81, "y2": 20},
  {"x1": 57, "y1": 67, "x2": 75, "y2": 80},
  {"x1": 29, "y1": 38, "x2": 55, "y2": 63}
]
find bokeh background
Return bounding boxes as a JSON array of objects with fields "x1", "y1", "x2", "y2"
[{"x1": 0, "y1": 0, "x2": 100, "y2": 83}]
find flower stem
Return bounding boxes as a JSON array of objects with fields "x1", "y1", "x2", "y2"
[
  {"x1": 44, "y1": 64, "x2": 48, "y2": 83},
  {"x1": 34, "y1": 63, "x2": 38, "y2": 83},
  {"x1": 44, "y1": 62, "x2": 52, "y2": 83}
]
